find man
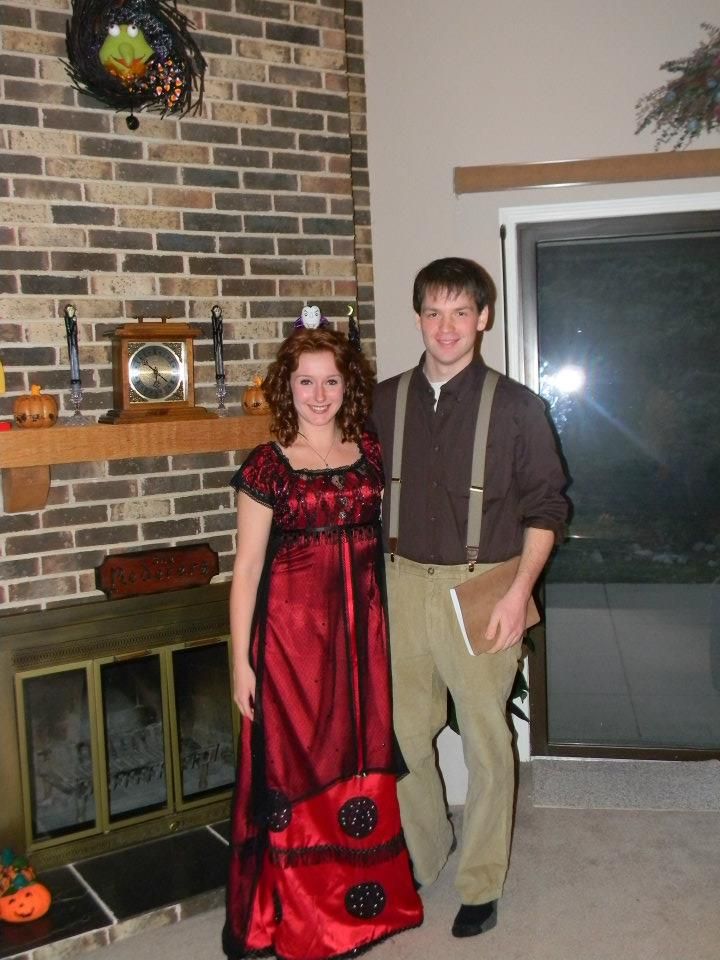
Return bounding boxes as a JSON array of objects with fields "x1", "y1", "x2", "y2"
[{"x1": 372, "y1": 257, "x2": 568, "y2": 937}]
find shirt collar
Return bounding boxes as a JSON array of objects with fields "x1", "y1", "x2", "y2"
[{"x1": 414, "y1": 353, "x2": 487, "y2": 401}]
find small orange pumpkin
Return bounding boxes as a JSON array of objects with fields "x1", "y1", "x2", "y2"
[
  {"x1": 0, "y1": 882, "x2": 52, "y2": 923},
  {"x1": 242, "y1": 375, "x2": 269, "y2": 416},
  {"x1": 13, "y1": 384, "x2": 59, "y2": 429}
]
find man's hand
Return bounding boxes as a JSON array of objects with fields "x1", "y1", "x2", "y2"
[
  {"x1": 484, "y1": 584, "x2": 530, "y2": 653},
  {"x1": 484, "y1": 527, "x2": 555, "y2": 654}
]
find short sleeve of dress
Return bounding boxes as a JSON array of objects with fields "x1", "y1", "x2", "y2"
[
  {"x1": 230, "y1": 443, "x2": 280, "y2": 508},
  {"x1": 360, "y1": 430, "x2": 384, "y2": 481}
]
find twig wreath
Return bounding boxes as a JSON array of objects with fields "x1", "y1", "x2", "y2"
[
  {"x1": 65, "y1": 0, "x2": 206, "y2": 130},
  {"x1": 636, "y1": 23, "x2": 720, "y2": 149}
]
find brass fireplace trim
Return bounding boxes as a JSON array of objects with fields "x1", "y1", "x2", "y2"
[
  {"x1": 1, "y1": 582, "x2": 235, "y2": 868},
  {"x1": 15, "y1": 661, "x2": 104, "y2": 855},
  {"x1": 165, "y1": 636, "x2": 238, "y2": 814},
  {"x1": 33, "y1": 797, "x2": 234, "y2": 870},
  {"x1": 12, "y1": 612, "x2": 232, "y2": 672},
  {"x1": 93, "y1": 649, "x2": 175, "y2": 837}
]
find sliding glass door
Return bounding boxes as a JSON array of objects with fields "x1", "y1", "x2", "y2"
[{"x1": 514, "y1": 207, "x2": 720, "y2": 758}]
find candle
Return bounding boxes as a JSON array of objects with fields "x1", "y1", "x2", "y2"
[
  {"x1": 64, "y1": 303, "x2": 81, "y2": 382},
  {"x1": 211, "y1": 304, "x2": 225, "y2": 379}
]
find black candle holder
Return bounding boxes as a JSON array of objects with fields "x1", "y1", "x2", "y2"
[
  {"x1": 215, "y1": 372, "x2": 228, "y2": 416},
  {"x1": 211, "y1": 305, "x2": 227, "y2": 416},
  {"x1": 63, "y1": 304, "x2": 91, "y2": 425},
  {"x1": 64, "y1": 377, "x2": 91, "y2": 426}
]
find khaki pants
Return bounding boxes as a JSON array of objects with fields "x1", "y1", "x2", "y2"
[{"x1": 386, "y1": 555, "x2": 520, "y2": 905}]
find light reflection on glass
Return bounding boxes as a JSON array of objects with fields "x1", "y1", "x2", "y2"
[
  {"x1": 538, "y1": 360, "x2": 585, "y2": 433},
  {"x1": 550, "y1": 364, "x2": 585, "y2": 393}
]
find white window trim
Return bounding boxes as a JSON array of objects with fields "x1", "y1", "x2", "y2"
[
  {"x1": 498, "y1": 190, "x2": 720, "y2": 760},
  {"x1": 500, "y1": 191, "x2": 720, "y2": 391}
]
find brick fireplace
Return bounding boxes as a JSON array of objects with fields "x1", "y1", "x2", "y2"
[
  {"x1": 0, "y1": 582, "x2": 234, "y2": 868},
  {"x1": 0, "y1": 0, "x2": 376, "y2": 875},
  {"x1": 0, "y1": 0, "x2": 376, "y2": 612}
]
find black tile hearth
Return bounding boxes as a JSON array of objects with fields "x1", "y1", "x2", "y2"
[
  {"x1": 0, "y1": 865, "x2": 111, "y2": 959},
  {"x1": 210, "y1": 819, "x2": 231, "y2": 843},
  {"x1": 74, "y1": 828, "x2": 229, "y2": 922},
  {"x1": 0, "y1": 823, "x2": 230, "y2": 960}
]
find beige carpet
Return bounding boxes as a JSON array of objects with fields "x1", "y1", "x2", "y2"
[
  {"x1": 532, "y1": 757, "x2": 720, "y2": 811},
  {"x1": 95, "y1": 764, "x2": 720, "y2": 960}
]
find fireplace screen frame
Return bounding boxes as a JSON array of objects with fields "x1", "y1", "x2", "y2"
[
  {"x1": 15, "y1": 636, "x2": 236, "y2": 855},
  {"x1": 15, "y1": 661, "x2": 103, "y2": 849},
  {"x1": 166, "y1": 637, "x2": 237, "y2": 811},
  {"x1": 95, "y1": 650, "x2": 173, "y2": 831}
]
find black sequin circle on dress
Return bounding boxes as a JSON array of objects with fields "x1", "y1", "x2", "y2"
[
  {"x1": 338, "y1": 796, "x2": 378, "y2": 839},
  {"x1": 344, "y1": 882, "x2": 386, "y2": 919}
]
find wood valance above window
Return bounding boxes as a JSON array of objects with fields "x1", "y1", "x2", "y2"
[{"x1": 454, "y1": 147, "x2": 720, "y2": 194}]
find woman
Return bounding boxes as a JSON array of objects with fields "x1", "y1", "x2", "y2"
[{"x1": 223, "y1": 320, "x2": 423, "y2": 960}]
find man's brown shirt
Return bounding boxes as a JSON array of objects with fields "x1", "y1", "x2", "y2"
[{"x1": 371, "y1": 356, "x2": 569, "y2": 565}]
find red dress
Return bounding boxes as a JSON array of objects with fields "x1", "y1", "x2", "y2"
[{"x1": 223, "y1": 433, "x2": 422, "y2": 960}]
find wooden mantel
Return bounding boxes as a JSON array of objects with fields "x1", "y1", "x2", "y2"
[
  {"x1": 454, "y1": 147, "x2": 720, "y2": 194},
  {"x1": 0, "y1": 415, "x2": 271, "y2": 512}
]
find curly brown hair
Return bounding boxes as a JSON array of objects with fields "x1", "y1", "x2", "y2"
[{"x1": 262, "y1": 328, "x2": 375, "y2": 446}]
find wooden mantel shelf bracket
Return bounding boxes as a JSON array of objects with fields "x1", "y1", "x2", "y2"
[
  {"x1": 453, "y1": 147, "x2": 720, "y2": 194},
  {"x1": 0, "y1": 415, "x2": 271, "y2": 513}
]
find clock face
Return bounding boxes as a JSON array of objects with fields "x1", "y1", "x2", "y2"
[{"x1": 127, "y1": 341, "x2": 186, "y2": 403}]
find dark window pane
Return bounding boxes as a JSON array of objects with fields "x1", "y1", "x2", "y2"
[{"x1": 535, "y1": 225, "x2": 720, "y2": 750}]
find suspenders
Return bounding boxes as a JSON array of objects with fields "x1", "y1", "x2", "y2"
[
  {"x1": 387, "y1": 370, "x2": 413, "y2": 560},
  {"x1": 466, "y1": 370, "x2": 500, "y2": 569},
  {"x1": 387, "y1": 368, "x2": 500, "y2": 570}
]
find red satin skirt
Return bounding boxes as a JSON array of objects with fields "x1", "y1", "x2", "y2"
[{"x1": 238, "y1": 773, "x2": 423, "y2": 960}]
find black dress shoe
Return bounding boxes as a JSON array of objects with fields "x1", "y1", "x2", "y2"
[{"x1": 451, "y1": 901, "x2": 497, "y2": 937}]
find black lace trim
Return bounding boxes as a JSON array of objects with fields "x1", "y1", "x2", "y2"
[
  {"x1": 248, "y1": 766, "x2": 406, "y2": 833},
  {"x1": 271, "y1": 521, "x2": 378, "y2": 549},
  {"x1": 272, "y1": 442, "x2": 365, "y2": 476},
  {"x1": 234, "y1": 477, "x2": 275, "y2": 508},
  {"x1": 326, "y1": 920, "x2": 424, "y2": 960},
  {"x1": 224, "y1": 917, "x2": 423, "y2": 960},
  {"x1": 225, "y1": 947, "x2": 274, "y2": 960},
  {"x1": 234, "y1": 831, "x2": 407, "y2": 869},
  {"x1": 269, "y1": 832, "x2": 406, "y2": 868}
]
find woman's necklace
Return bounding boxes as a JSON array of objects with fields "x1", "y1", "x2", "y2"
[{"x1": 297, "y1": 430, "x2": 337, "y2": 467}]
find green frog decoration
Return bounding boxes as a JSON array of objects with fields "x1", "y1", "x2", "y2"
[
  {"x1": 64, "y1": 0, "x2": 206, "y2": 129},
  {"x1": 99, "y1": 21, "x2": 154, "y2": 81}
]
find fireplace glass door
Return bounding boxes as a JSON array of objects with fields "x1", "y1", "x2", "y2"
[
  {"x1": 15, "y1": 636, "x2": 235, "y2": 852},
  {"x1": 98, "y1": 653, "x2": 171, "y2": 825},
  {"x1": 168, "y1": 640, "x2": 236, "y2": 807},
  {"x1": 16, "y1": 664, "x2": 100, "y2": 843}
]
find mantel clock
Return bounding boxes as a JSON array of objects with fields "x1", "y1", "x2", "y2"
[{"x1": 100, "y1": 318, "x2": 215, "y2": 423}]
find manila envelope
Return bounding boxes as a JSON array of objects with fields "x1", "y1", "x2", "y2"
[{"x1": 449, "y1": 555, "x2": 540, "y2": 656}]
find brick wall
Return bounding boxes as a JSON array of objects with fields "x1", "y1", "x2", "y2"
[{"x1": 0, "y1": 0, "x2": 375, "y2": 612}]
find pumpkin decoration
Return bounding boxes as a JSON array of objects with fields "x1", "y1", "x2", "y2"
[
  {"x1": 0, "y1": 883, "x2": 52, "y2": 924},
  {"x1": 0, "y1": 849, "x2": 52, "y2": 924},
  {"x1": 13, "y1": 385, "x2": 59, "y2": 429},
  {"x1": 242, "y1": 376, "x2": 269, "y2": 416}
]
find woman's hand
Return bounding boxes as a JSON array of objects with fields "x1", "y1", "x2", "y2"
[
  {"x1": 229, "y1": 491, "x2": 272, "y2": 723},
  {"x1": 233, "y1": 660, "x2": 256, "y2": 721}
]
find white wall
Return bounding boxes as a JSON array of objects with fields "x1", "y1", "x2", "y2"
[
  {"x1": 364, "y1": 0, "x2": 720, "y2": 379},
  {"x1": 363, "y1": 0, "x2": 720, "y2": 797}
]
